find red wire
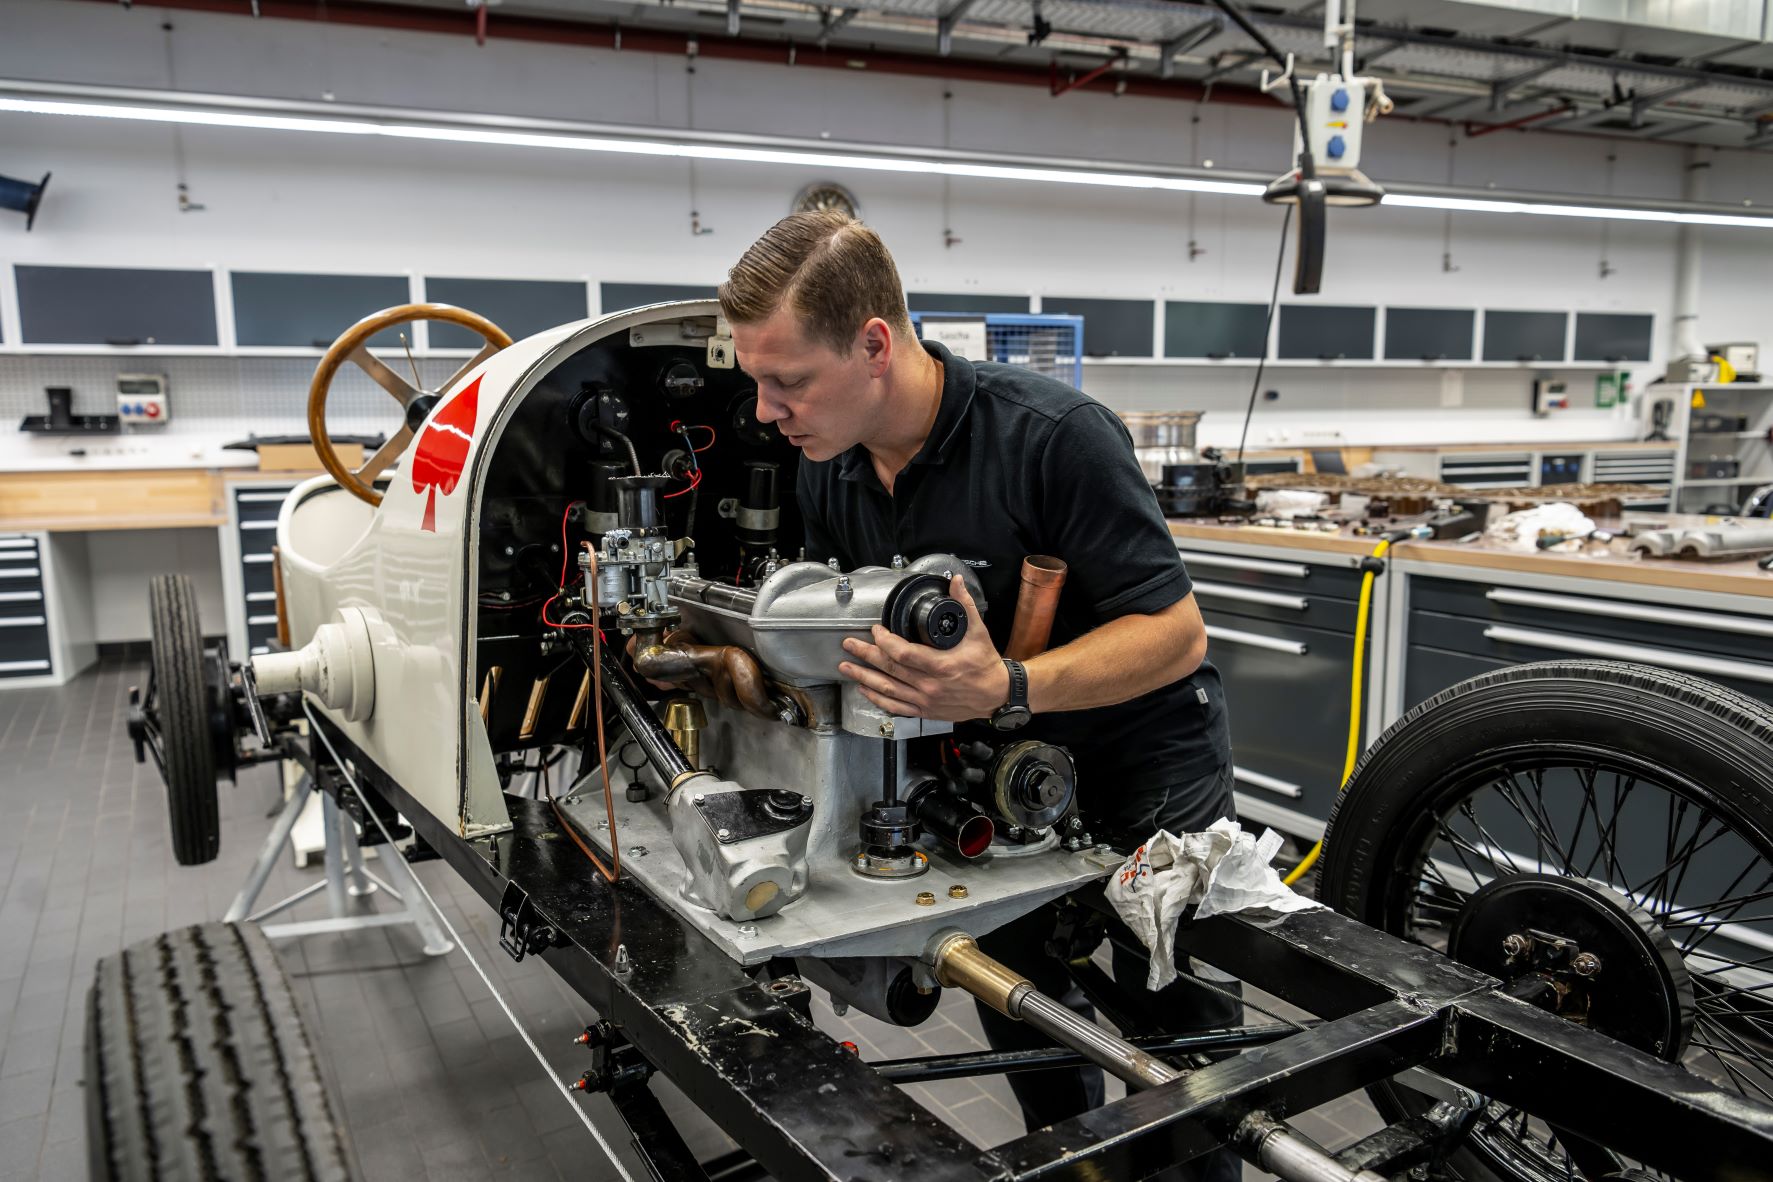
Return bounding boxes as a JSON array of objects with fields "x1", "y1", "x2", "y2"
[
  {"x1": 663, "y1": 469, "x2": 702, "y2": 500},
  {"x1": 542, "y1": 499, "x2": 599, "y2": 629},
  {"x1": 688, "y1": 425, "x2": 716, "y2": 452}
]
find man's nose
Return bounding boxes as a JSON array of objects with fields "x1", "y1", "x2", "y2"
[{"x1": 754, "y1": 395, "x2": 786, "y2": 424}]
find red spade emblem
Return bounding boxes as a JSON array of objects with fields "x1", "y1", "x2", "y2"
[{"x1": 410, "y1": 376, "x2": 481, "y2": 532}]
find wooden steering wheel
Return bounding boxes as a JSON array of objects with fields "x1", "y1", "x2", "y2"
[{"x1": 308, "y1": 303, "x2": 514, "y2": 507}]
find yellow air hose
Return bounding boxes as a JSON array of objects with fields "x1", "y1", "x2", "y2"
[{"x1": 1282, "y1": 537, "x2": 1391, "y2": 887}]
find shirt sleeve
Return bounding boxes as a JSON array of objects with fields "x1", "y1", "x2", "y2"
[
  {"x1": 1034, "y1": 402, "x2": 1192, "y2": 619},
  {"x1": 795, "y1": 460, "x2": 847, "y2": 567}
]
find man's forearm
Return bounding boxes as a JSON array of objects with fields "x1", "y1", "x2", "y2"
[{"x1": 1022, "y1": 595, "x2": 1207, "y2": 715}]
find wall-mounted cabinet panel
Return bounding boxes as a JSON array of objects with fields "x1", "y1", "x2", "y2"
[
  {"x1": 1040, "y1": 297, "x2": 1153, "y2": 358},
  {"x1": 1573, "y1": 312, "x2": 1654, "y2": 362},
  {"x1": 600, "y1": 283, "x2": 717, "y2": 314},
  {"x1": 425, "y1": 278, "x2": 588, "y2": 348},
  {"x1": 17, "y1": 266, "x2": 218, "y2": 347},
  {"x1": 1483, "y1": 310, "x2": 1567, "y2": 362},
  {"x1": 1164, "y1": 301, "x2": 1269, "y2": 359},
  {"x1": 1277, "y1": 305, "x2": 1375, "y2": 360},
  {"x1": 231, "y1": 272, "x2": 411, "y2": 348},
  {"x1": 908, "y1": 292, "x2": 1031, "y2": 314},
  {"x1": 1383, "y1": 307, "x2": 1474, "y2": 361}
]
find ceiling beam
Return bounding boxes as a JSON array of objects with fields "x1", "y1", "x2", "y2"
[
  {"x1": 1631, "y1": 80, "x2": 1706, "y2": 128},
  {"x1": 1158, "y1": 16, "x2": 1221, "y2": 80},
  {"x1": 936, "y1": 0, "x2": 977, "y2": 58},
  {"x1": 1491, "y1": 61, "x2": 1562, "y2": 112},
  {"x1": 816, "y1": 8, "x2": 856, "y2": 50},
  {"x1": 1199, "y1": 50, "x2": 1261, "y2": 85}
]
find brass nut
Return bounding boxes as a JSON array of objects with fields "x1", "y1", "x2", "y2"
[
  {"x1": 948, "y1": 884, "x2": 969, "y2": 899},
  {"x1": 915, "y1": 891, "x2": 937, "y2": 906}
]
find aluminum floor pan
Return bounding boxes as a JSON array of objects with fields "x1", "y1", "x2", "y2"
[{"x1": 558, "y1": 778, "x2": 1113, "y2": 966}]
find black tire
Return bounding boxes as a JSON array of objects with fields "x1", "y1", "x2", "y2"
[
  {"x1": 85, "y1": 922, "x2": 354, "y2": 1182},
  {"x1": 148, "y1": 574, "x2": 221, "y2": 865},
  {"x1": 1319, "y1": 660, "x2": 1773, "y2": 1182}
]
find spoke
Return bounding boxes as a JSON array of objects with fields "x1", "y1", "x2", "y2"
[
  {"x1": 1632, "y1": 795, "x2": 1696, "y2": 906},
  {"x1": 1434, "y1": 821, "x2": 1493, "y2": 889},
  {"x1": 1693, "y1": 1015, "x2": 1773, "y2": 1084},
  {"x1": 1663, "y1": 818, "x2": 1737, "y2": 916},
  {"x1": 350, "y1": 345, "x2": 422, "y2": 408},
  {"x1": 1664, "y1": 883, "x2": 1773, "y2": 925},
  {"x1": 358, "y1": 424, "x2": 415, "y2": 482},
  {"x1": 1683, "y1": 870, "x2": 1773, "y2": 955},
  {"x1": 1584, "y1": 773, "x2": 1637, "y2": 888},
  {"x1": 1491, "y1": 777, "x2": 1559, "y2": 871},
  {"x1": 441, "y1": 341, "x2": 500, "y2": 394}
]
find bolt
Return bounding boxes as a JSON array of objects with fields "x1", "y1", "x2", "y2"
[
  {"x1": 499, "y1": 590, "x2": 511, "y2": 602},
  {"x1": 827, "y1": 557, "x2": 842, "y2": 570},
  {"x1": 1572, "y1": 952, "x2": 1602, "y2": 977},
  {"x1": 948, "y1": 884, "x2": 968, "y2": 899},
  {"x1": 800, "y1": 793, "x2": 813, "y2": 806},
  {"x1": 631, "y1": 844, "x2": 648, "y2": 857},
  {"x1": 693, "y1": 794, "x2": 706, "y2": 805},
  {"x1": 736, "y1": 923, "x2": 758, "y2": 937},
  {"x1": 717, "y1": 827, "x2": 732, "y2": 841},
  {"x1": 891, "y1": 554, "x2": 907, "y2": 569},
  {"x1": 879, "y1": 720, "x2": 895, "y2": 737},
  {"x1": 832, "y1": 1000, "x2": 850, "y2": 1017},
  {"x1": 612, "y1": 944, "x2": 631, "y2": 974},
  {"x1": 1502, "y1": 933, "x2": 1529, "y2": 957},
  {"x1": 503, "y1": 545, "x2": 515, "y2": 556},
  {"x1": 915, "y1": 891, "x2": 936, "y2": 906}
]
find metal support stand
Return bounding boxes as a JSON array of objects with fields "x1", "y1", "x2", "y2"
[{"x1": 223, "y1": 772, "x2": 454, "y2": 956}]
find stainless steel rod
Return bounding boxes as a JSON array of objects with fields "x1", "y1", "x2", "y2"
[
  {"x1": 573, "y1": 634, "x2": 703, "y2": 791},
  {"x1": 1241, "y1": 1114, "x2": 1388, "y2": 1182},
  {"x1": 1016, "y1": 991, "x2": 1182, "y2": 1089}
]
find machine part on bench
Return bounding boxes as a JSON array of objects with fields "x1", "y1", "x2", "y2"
[
  {"x1": 252, "y1": 606, "x2": 378, "y2": 722},
  {"x1": 667, "y1": 779, "x2": 810, "y2": 920}
]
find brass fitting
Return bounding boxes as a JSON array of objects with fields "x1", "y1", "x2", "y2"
[
  {"x1": 924, "y1": 930, "x2": 1032, "y2": 1018},
  {"x1": 662, "y1": 697, "x2": 706, "y2": 770}
]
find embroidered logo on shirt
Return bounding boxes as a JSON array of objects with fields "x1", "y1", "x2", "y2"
[{"x1": 959, "y1": 557, "x2": 992, "y2": 568}]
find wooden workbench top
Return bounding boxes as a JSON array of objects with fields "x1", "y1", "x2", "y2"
[
  {"x1": 0, "y1": 466, "x2": 334, "y2": 531},
  {"x1": 1170, "y1": 518, "x2": 1773, "y2": 599}
]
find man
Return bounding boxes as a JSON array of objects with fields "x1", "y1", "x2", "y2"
[{"x1": 719, "y1": 212, "x2": 1238, "y2": 1181}]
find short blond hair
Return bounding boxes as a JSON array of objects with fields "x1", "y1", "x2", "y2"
[{"x1": 719, "y1": 212, "x2": 915, "y2": 353}]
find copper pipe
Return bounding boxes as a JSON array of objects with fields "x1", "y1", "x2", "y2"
[
  {"x1": 271, "y1": 544, "x2": 292, "y2": 650},
  {"x1": 1005, "y1": 555, "x2": 1068, "y2": 660},
  {"x1": 629, "y1": 631, "x2": 776, "y2": 718}
]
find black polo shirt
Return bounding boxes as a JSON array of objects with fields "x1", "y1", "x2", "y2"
[{"x1": 796, "y1": 339, "x2": 1232, "y2": 812}]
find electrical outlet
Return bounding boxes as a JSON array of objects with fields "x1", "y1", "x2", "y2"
[{"x1": 117, "y1": 392, "x2": 168, "y2": 424}]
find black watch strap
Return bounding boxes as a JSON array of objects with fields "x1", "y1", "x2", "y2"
[{"x1": 1002, "y1": 658, "x2": 1029, "y2": 710}]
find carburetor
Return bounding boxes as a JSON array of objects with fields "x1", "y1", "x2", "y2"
[{"x1": 587, "y1": 475, "x2": 680, "y2": 642}]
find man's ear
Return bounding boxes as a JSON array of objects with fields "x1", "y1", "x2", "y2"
[{"x1": 859, "y1": 317, "x2": 893, "y2": 378}]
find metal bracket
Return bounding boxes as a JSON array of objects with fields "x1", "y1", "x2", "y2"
[{"x1": 497, "y1": 881, "x2": 558, "y2": 963}]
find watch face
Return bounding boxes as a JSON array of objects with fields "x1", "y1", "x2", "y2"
[{"x1": 993, "y1": 706, "x2": 1032, "y2": 731}]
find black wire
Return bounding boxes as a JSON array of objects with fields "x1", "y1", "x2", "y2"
[
  {"x1": 1236, "y1": 204, "x2": 1293, "y2": 464},
  {"x1": 1207, "y1": 0, "x2": 1315, "y2": 176}
]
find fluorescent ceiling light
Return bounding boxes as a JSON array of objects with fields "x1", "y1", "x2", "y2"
[
  {"x1": 0, "y1": 96, "x2": 1263, "y2": 198},
  {"x1": 1386, "y1": 192, "x2": 1773, "y2": 230},
  {"x1": 4, "y1": 92, "x2": 1771, "y2": 229}
]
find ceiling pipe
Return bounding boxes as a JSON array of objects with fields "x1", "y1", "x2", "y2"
[{"x1": 1670, "y1": 146, "x2": 1711, "y2": 366}]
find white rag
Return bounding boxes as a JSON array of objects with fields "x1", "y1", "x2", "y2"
[
  {"x1": 1105, "y1": 819, "x2": 1322, "y2": 991},
  {"x1": 1485, "y1": 502, "x2": 1595, "y2": 553}
]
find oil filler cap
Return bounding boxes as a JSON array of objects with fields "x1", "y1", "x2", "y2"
[{"x1": 884, "y1": 573, "x2": 967, "y2": 650}]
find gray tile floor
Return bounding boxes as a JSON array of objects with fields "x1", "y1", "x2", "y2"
[{"x1": 1, "y1": 655, "x2": 1379, "y2": 1181}]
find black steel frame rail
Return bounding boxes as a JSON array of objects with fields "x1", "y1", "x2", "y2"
[{"x1": 299, "y1": 714, "x2": 1773, "y2": 1182}]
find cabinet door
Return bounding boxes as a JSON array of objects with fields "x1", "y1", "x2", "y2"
[
  {"x1": 909, "y1": 292, "x2": 1030, "y2": 314},
  {"x1": 1164, "y1": 301, "x2": 1270, "y2": 359},
  {"x1": 1573, "y1": 312, "x2": 1653, "y2": 363},
  {"x1": 1482, "y1": 310, "x2": 1567, "y2": 362},
  {"x1": 425, "y1": 278, "x2": 587, "y2": 347},
  {"x1": 16, "y1": 266, "x2": 218, "y2": 346},
  {"x1": 230, "y1": 272, "x2": 411, "y2": 348},
  {"x1": 1383, "y1": 307, "x2": 1474, "y2": 361},
  {"x1": 1040, "y1": 297, "x2": 1153, "y2": 358},
  {"x1": 1277, "y1": 304, "x2": 1376, "y2": 360},
  {"x1": 600, "y1": 283, "x2": 717, "y2": 314}
]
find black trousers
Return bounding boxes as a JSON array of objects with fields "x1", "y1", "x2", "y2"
[{"x1": 973, "y1": 763, "x2": 1242, "y2": 1182}]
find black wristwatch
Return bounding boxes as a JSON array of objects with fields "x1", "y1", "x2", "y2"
[{"x1": 990, "y1": 658, "x2": 1032, "y2": 731}]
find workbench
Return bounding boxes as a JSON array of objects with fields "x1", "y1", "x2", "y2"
[{"x1": 1169, "y1": 516, "x2": 1773, "y2": 842}]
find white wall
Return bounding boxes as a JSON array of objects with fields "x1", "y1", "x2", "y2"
[{"x1": 3, "y1": 0, "x2": 1772, "y2": 449}]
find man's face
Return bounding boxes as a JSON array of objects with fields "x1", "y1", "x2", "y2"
[{"x1": 731, "y1": 305, "x2": 885, "y2": 462}]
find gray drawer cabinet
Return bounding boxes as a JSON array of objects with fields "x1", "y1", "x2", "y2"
[
  {"x1": 0, "y1": 536, "x2": 52, "y2": 679},
  {"x1": 1404, "y1": 575, "x2": 1773, "y2": 711},
  {"x1": 1179, "y1": 547, "x2": 1372, "y2": 828},
  {"x1": 222, "y1": 483, "x2": 297, "y2": 658}
]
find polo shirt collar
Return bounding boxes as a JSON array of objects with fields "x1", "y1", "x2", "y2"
[{"x1": 835, "y1": 338, "x2": 977, "y2": 482}]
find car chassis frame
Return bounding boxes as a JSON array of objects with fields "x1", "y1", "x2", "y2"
[{"x1": 271, "y1": 707, "x2": 1773, "y2": 1182}]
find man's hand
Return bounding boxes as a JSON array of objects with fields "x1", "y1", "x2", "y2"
[{"x1": 838, "y1": 574, "x2": 1009, "y2": 722}]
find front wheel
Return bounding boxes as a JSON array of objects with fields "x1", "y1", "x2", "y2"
[
  {"x1": 1319, "y1": 661, "x2": 1773, "y2": 1182},
  {"x1": 146, "y1": 574, "x2": 221, "y2": 864}
]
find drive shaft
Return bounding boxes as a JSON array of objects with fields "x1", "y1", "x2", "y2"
[{"x1": 922, "y1": 930, "x2": 1385, "y2": 1182}]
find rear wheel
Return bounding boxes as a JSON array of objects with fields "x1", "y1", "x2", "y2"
[
  {"x1": 85, "y1": 921, "x2": 354, "y2": 1182},
  {"x1": 1319, "y1": 661, "x2": 1773, "y2": 1182},
  {"x1": 147, "y1": 574, "x2": 221, "y2": 864}
]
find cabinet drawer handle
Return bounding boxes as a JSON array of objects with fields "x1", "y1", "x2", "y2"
[
  {"x1": 1485, "y1": 588, "x2": 1773, "y2": 639},
  {"x1": 1205, "y1": 624, "x2": 1309, "y2": 656},
  {"x1": 236, "y1": 491, "x2": 293, "y2": 503},
  {"x1": 240, "y1": 520, "x2": 279, "y2": 531},
  {"x1": 0, "y1": 552, "x2": 39, "y2": 563},
  {"x1": 243, "y1": 554, "x2": 274, "y2": 565},
  {"x1": 1177, "y1": 550, "x2": 1311, "y2": 579},
  {"x1": 0, "y1": 538, "x2": 36, "y2": 550},
  {"x1": 0, "y1": 615, "x2": 46, "y2": 628},
  {"x1": 247, "y1": 614, "x2": 278, "y2": 626},
  {"x1": 1482, "y1": 625, "x2": 1773, "y2": 685},
  {"x1": 0, "y1": 591, "x2": 42, "y2": 603},
  {"x1": 0, "y1": 659, "x2": 50, "y2": 673},
  {"x1": 0, "y1": 568, "x2": 41, "y2": 579},
  {"x1": 1233, "y1": 766, "x2": 1303, "y2": 799},
  {"x1": 1193, "y1": 581, "x2": 1309, "y2": 611}
]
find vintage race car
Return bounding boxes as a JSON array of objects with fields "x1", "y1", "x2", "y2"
[{"x1": 115, "y1": 300, "x2": 1773, "y2": 1182}]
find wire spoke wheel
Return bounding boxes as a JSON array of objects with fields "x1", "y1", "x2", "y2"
[{"x1": 1319, "y1": 661, "x2": 1773, "y2": 1182}]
